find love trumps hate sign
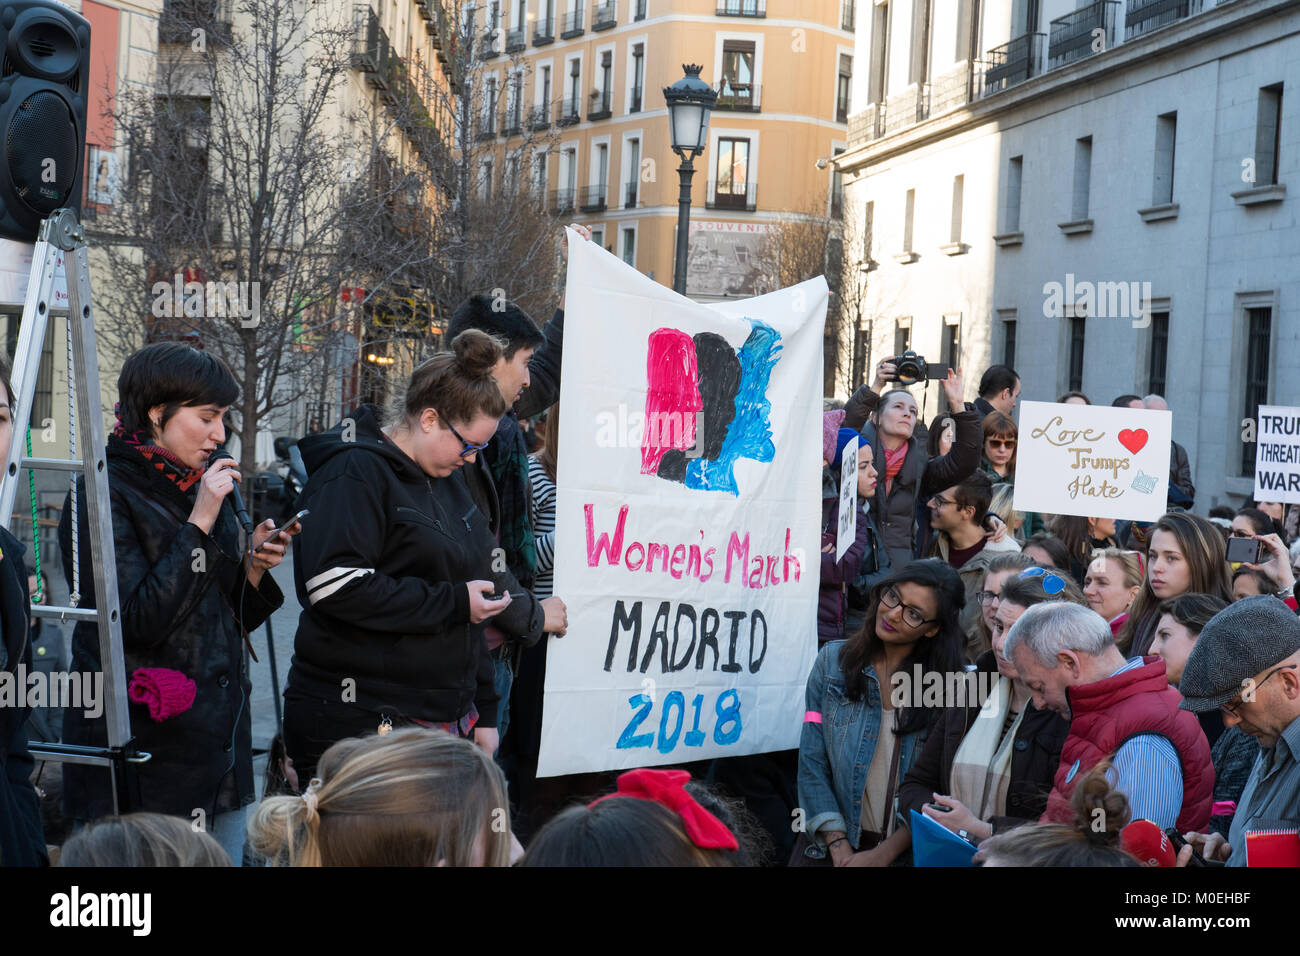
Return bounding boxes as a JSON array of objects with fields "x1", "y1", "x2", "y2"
[
  {"x1": 1012, "y1": 401, "x2": 1172, "y2": 522},
  {"x1": 537, "y1": 230, "x2": 825, "y2": 777}
]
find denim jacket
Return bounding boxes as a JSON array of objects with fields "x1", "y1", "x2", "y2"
[{"x1": 797, "y1": 640, "x2": 929, "y2": 856}]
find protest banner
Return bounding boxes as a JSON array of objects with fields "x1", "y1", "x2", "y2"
[
  {"x1": 836, "y1": 439, "x2": 857, "y2": 563},
  {"x1": 1013, "y1": 401, "x2": 1171, "y2": 522},
  {"x1": 1253, "y1": 405, "x2": 1300, "y2": 504},
  {"x1": 537, "y1": 230, "x2": 825, "y2": 777}
]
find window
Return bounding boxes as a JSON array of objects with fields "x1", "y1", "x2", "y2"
[
  {"x1": 563, "y1": 57, "x2": 581, "y2": 121},
  {"x1": 1003, "y1": 155, "x2": 1023, "y2": 233},
  {"x1": 894, "y1": 319, "x2": 911, "y2": 356},
  {"x1": 1001, "y1": 314, "x2": 1016, "y2": 368},
  {"x1": 1072, "y1": 136, "x2": 1092, "y2": 221},
  {"x1": 1068, "y1": 316, "x2": 1086, "y2": 391},
  {"x1": 534, "y1": 151, "x2": 548, "y2": 193},
  {"x1": 902, "y1": 188, "x2": 915, "y2": 254},
  {"x1": 868, "y1": 2, "x2": 889, "y2": 104},
  {"x1": 831, "y1": 145, "x2": 845, "y2": 218},
  {"x1": 591, "y1": 226, "x2": 604, "y2": 249},
  {"x1": 836, "y1": 54, "x2": 852, "y2": 123},
  {"x1": 1256, "y1": 84, "x2": 1283, "y2": 186},
  {"x1": 483, "y1": 75, "x2": 499, "y2": 133},
  {"x1": 715, "y1": 137, "x2": 751, "y2": 208},
  {"x1": 478, "y1": 159, "x2": 493, "y2": 199},
  {"x1": 940, "y1": 319, "x2": 960, "y2": 412},
  {"x1": 630, "y1": 43, "x2": 644, "y2": 111},
  {"x1": 625, "y1": 137, "x2": 640, "y2": 206},
  {"x1": 863, "y1": 199, "x2": 874, "y2": 264},
  {"x1": 1153, "y1": 112, "x2": 1176, "y2": 205},
  {"x1": 538, "y1": 65, "x2": 552, "y2": 122},
  {"x1": 635, "y1": 0, "x2": 646, "y2": 19},
  {"x1": 593, "y1": 50, "x2": 612, "y2": 115},
  {"x1": 622, "y1": 226, "x2": 636, "y2": 266},
  {"x1": 721, "y1": 40, "x2": 756, "y2": 108},
  {"x1": 507, "y1": 73, "x2": 523, "y2": 130},
  {"x1": 1147, "y1": 311, "x2": 1169, "y2": 397},
  {"x1": 949, "y1": 174, "x2": 963, "y2": 243},
  {"x1": 596, "y1": 142, "x2": 608, "y2": 188},
  {"x1": 908, "y1": 0, "x2": 928, "y2": 85},
  {"x1": 505, "y1": 153, "x2": 520, "y2": 193},
  {"x1": 1243, "y1": 306, "x2": 1272, "y2": 475},
  {"x1": 955, "y1": 0, "x2": 974, "y2": 61}
]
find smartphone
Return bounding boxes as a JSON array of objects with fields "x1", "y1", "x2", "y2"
[
  {"x1": 488, "y1": 591, "x2": 511, "y2": 602},
  {"x1": 1164, "y1": 828, "x2": 1224, "y2": 867},
  {"x1": 1226, "y1": 536, "x2": 1264, "y2": 565},
  {"x1": 927, "y1": 803, "x2": 952, "y2": 813},
  {"x1": 255, "y1": 509, "x2": 309, "y2": 551}
]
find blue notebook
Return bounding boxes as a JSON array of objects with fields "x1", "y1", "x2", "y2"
[{"x1": 909, "y1": 809, "x2": 979, "y2": 867}]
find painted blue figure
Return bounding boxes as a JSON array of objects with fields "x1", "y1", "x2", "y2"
[{"x1": 685, "y1": 319, "x2": 781, "y2": 495}]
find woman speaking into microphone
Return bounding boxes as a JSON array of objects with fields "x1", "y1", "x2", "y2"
[
  {"x1": 59, "y1": 343, "x2": 293, "y2": 864},
  {"x1": 283, "y1": 329, "x2": 513, "y2": 781}
]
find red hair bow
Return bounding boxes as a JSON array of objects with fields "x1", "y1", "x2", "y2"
[{"x1": 589, "y1": 769, "x2": 740, "y2": 851}]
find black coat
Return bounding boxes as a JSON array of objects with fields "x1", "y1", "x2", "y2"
[
  {"x1": 286, "y1": 404, "x2": 499, "y2": 726},
  {"x1": 899, "y1": 652, "x2": 1069, "y2": 833},
  {"x1": 0, "y1": 527, "x2": 47, "y2": 865},
  {"x1": 59, "y1": 436, "x2": 284, "y2": 821}
]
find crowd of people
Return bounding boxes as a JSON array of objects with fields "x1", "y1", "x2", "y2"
[{"x1": 1, "y1": 229, "x2": 1298, "y2": 868}]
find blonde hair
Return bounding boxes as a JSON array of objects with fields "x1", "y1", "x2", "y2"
[
  {"x1": 1086, "y1": 547, "x2": 1144, "y2": 591},
  {"x1": 57, "y1": 812, "x2": 232, "y2": 867},
  {"x1": 248, "y1": 727, "x2": 510, "y2": 867}
]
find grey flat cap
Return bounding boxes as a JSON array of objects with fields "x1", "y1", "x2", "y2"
[{"x1": 1179, "y1": 595, "x2": 1300, "y2": 712}]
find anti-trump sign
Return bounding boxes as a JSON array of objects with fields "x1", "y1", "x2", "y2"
[
  {"x1": 537, "y1": 231, "x2": 825, "y2": 777},
  {"x1": 1013, "y1": 401, "x2": 1172, "y2": 522},
  {"x1": 1254, "y1": 405, "x2": 1300, "y2": 504}
]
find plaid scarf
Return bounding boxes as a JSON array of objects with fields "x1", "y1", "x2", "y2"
[
  {"x1": 113, "y1": 407, "x2": 204, "y2": 493},
  {"x1": 491, "y1": 412, "x2": 538, "y2": 587}
]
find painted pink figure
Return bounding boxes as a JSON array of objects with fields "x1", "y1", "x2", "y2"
[{"x1": 642, "y1": 328, "x2": 702, "y2": 474}]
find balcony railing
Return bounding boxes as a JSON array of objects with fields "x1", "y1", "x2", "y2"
[
  {"x1": 551, "y1": 187, "x2": 576, "y2": 212},
  {"x1": 882, "y1": 84, "x2": 929, "y2": 134},
  {"x1": 561, "y1": 7, "x2": 584, "y2": 36},
  {"x1": 982, "y1": 33, "x2": 1044, "y2": 96},
  {"x1": 530, "y1": 104, "x2": 551, "y2": 129},
  {"x1": 623, "y1": 181, "x2": 638, "y2": 208},
  {"x1": 716, "y1": 0, "x2": 764, "y2": 16},
  {"x1": 160, "y1": 0, "x2": 233, "y2": 45},
  {"x1": 416, "y1": 0, "x2": 432, "y2": 20},
  {"x1": 580, "y1": 184, "x2": 608, "y2": 211},
  {"x1": 533, "y1": 17, "x2": 555, "y2": 43},
  {"x1": 847, "y1": 103, "x2": 885, "y2": 145},
  {"x1": 715, "y1": 82, "x2": 760, "y2": 111},
  {"x1": 1125, "y1": 0, "x2": 1203, "y2": 39},
  {"x1": 479, "y1": 31, "x2": 500, "y2": 58},
  {"x1": 593, "y1": 0, "x2": 617, "y2": 29},
  {"x1": 505, "y1": 27, "x2": 526, "y2": 51},
  {"x1": 352, "y1": 6, "x2": 389, "y2": 78},
  {"x1": 629, "y1": 84, "x2": 643, "y2": 112},
  {"x1": 559, "y1": 96, "x2": 581, "y2": 124},
  {"x1": 504, "y1": 108, "x2": 524, "y2": 135},
  {"x1": 707, "y1": 180, "x2": 757, "y2": 211},
  {"x1": 1048, "y1": 1, "x2": 1118, "y2": 70},
  {"x1": 588, "y1": 89, "x2": 612, "y2": 119}
]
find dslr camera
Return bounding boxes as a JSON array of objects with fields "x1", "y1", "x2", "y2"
[{"x1": 888, "y1": 350, "x2": 951, "y2": 386}]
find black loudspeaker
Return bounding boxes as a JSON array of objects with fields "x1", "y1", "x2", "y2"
[{"x1": 0, "y1": 0, "x2": 89, "y2": 241}]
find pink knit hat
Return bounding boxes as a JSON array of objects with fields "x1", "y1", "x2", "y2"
[
  {"x1": 822, "y1": 409, "x2": 846, "y2": 464},
  {"x1": 129, "y1": 667, "x2": 198, "y2": 722}
]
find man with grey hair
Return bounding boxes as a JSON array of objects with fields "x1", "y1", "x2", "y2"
[
  {"x1": 1004, "y1": 601, "x2": 1212, "y2": 831},
  {"x1": 1143, "y1": 394, "x2": 1195, "y2": 509},
  {"x1": 1174, "y1": 595, "x2": 1300, "y2": 866}
]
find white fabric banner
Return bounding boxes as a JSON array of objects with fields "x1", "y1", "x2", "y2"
[
  {"x1": 537, "y1": 232, "x2": 825, "y2": 777},
  {"x1": 1013, "y1": 401, "x2": 1172, "y2": 521}
]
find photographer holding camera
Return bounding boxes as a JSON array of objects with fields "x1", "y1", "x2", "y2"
[{"x1": 843, "y1": 354, "x2": 982, "y2": 571}]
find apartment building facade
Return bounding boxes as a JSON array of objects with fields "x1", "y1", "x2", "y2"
[
  {"x1": 838, "y1": 0, "x2": 1300, "y2": 508},
  {"x1": 467, "y1": 0, "x2": 855, "y2": 299}
]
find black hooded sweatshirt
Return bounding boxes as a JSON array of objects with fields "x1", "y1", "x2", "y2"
[{"x1": 285, "y1": 404, "x2": 499, "y2": 726}]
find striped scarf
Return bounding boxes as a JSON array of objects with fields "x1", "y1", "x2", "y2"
[{"x1": 113, "y1": 410, "x2": 204, "y2": 493}]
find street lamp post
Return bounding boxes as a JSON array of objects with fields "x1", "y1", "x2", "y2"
[{"x1": 663, "y1": 64, "x2": 717, "y2": 296}]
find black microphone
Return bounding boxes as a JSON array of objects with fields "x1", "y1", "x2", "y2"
[{"x1": 208, "y1": 447, "x2": 255, "y2": 538}]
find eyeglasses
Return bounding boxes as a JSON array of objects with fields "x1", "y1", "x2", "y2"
[
  {"x1": 931, "y1": 495, "x2": 954, "y2": 509},
  {"x1": 879, "y1": 585, "x2": 940, "y2": 629},
  {"x1": 1020, "y1": 566, "x2": 1068, "y2": 595},
  {"x1": 986, "y1": 438, "x2": 1017, "y2": 450},
  {"x1": 976, "y1": 589, "x2": 1001, "y2": 606},
  {"x1": 441, "y1": 414, "x2": 492, "y2": 458},
  {"x1": 1221, "y1": 664, "x2": 1298, "y2": 716}
]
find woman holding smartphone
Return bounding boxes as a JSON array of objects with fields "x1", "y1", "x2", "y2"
[
  {"x1": 59, "y1": 343, "x2": 293, "y2": 865},
  {"x1": 284, "y1": 330, "x2": 513, "y2": 782}
]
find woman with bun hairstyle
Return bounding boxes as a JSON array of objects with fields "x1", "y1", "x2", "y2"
[{"x1": 283, "y1": 330, "x2": 514, "y2": 782}]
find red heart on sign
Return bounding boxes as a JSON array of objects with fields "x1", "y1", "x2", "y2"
[{"x1": 1118, "y1": 429, "x2": 1148, "y2": 454}]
